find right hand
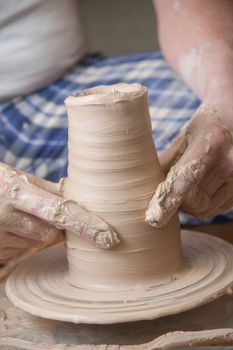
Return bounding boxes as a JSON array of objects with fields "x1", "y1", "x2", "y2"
[
  {"x1": 0, "y1": 163, "x2": 119, "y2": 260},
  {"x1": 146, "y1": 104, "x2": 233, "y2": 227}
]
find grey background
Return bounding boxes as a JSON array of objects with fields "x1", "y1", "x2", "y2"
[{"x1": 79, "y1": 0, "x2": 159, "y2": 57}]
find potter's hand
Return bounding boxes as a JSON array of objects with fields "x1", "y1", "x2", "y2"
[
  {"x1": 146, "y1": 105, "x2": 233, "y2": 227},
  {"x1": 151, "y1": 0, "x2": 233, "y2": 226},
  {"x1": 0, "y1": 163, "x2": 119, "y2": 260}
]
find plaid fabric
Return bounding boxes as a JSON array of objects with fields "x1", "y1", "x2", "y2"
[{"x1": 0, "y1": 51, "x2": 232, "y2": 225}]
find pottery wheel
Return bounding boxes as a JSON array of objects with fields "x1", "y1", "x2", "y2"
[{"x1": 6, "y1": 230, "x2": 233, "y2": 324}]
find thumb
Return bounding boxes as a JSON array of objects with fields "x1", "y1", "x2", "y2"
[
  {"x1": 145, "y1": 159, "x2": 206, "y2": 227},
  {"x1": 145, "y1": 119, "x2": 220, "y2": 227}
]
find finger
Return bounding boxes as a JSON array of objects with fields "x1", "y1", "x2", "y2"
[
  {"x1": 198, "y1": 179, "x2": 233, "y2": 218},
  {"x1": 181, "y1": 169, "x2": 225, "y2": 214},
  {"x1": 184, "y1": 163, "x2": 232, "y2": 215},
  {"x1": 199, "y1": 152, "x2": 233, "y2": 197},
  {"x1": 0, "y1": 163, "x2": 119, "y2": 248},
  {"x1": 158, "y1": 132, "x2": 187, "y2": 175},
  {"x1": 200, "y1": 170, "x2": 225, "y2": 197},
  {"x1": 11, "y1": 180, "x2": 119, "y2": 249},
  {"x1": 181, "y1": 185, "x2": 211, "y2": 214},
  {"x1": 0, "y1": 248, "x2": 27, "y2": 261},
  {"x1": 183, "y1": 124, "x2": 233, "y2": 213},
  {"x1": 0, "y1": 162, "x2": 62, "y2": 196},
  {"x1": 146, "y1": 159, "x2": 207, "y2": 227},
  {"x1": 1, "y1": 231, "x2": 37, "y2": 249},
  {"x1": 146, "y1": 131, "x2": 213, "y2": 227},
  {"x1": 3, "y1": 210, "x2": 60, "y2": 242},
  {"x1": 145, "y1": 123, "x2": 226, "y2": 227}
]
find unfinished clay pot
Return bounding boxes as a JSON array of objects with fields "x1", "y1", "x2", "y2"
[
  {"x1": 64, "y1": 83, "x2": 183, "y2": 291},
  {"x1": 6, "y1": 83, "x2": 233, "y2": 324}
]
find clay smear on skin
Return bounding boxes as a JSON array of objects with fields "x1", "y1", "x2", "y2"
[
  {"x1": 146, "y1": 159, "x2": 206, "y2": 227},
  {"x1": 0, "y1": 162, "x2": 119, "y2": 252}
]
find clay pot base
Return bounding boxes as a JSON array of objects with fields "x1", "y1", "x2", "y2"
[{"x1": 6, "y1": 230, "x2": 233, "y2": 324}]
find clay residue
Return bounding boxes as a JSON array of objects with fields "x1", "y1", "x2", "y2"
[
  {"x1": 0, "y1": 162, "x2": 119, "y2": 250},
  {"x1": 146, "y1": 159, "x2": 206, "y2": 227},
  {"x1": 65, "y1": 83, "x2": 147, "y2": 106},
  {"x1": 6, "y1": 230, "x2": 233, "y2": 323},
  {"x1": 3, "y1": 265, "x2": 233, "y2": 347},
  {"x1": 1, "y1": 329, "x2": 233, "y2": 349},
  {"x1": 56, "y1": 200, "x2": 120, "y2": 249},
  {"x1": 147, "y1": 328, "x2": 233, "y2": 349},
  {"x1": 0, "y1": 163, "x2": 61, "y2": 243}
]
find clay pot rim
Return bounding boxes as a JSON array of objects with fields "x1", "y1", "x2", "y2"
[{"x1": 65, "y1": 83, "x2": 147, "y2": 106}]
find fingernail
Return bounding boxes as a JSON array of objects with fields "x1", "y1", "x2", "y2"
[{"x1": 95, "y1": 229, "x2": 120, "y2": 249}]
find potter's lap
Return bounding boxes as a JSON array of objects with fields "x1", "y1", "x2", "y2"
[{"x1": 0, "y1": 51, "x2": 231, "y2": 225}]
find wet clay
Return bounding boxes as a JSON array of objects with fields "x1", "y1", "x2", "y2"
[
  {"x1": 64, "y1": 83, "x2": 183, "y2": 291},
  {"x1": 5, "y1": 229, "x2": 233, "y2": 323},
  {"x1": 2, "y1": 276, "x2": 233, "y2": 348},
  {"x1": 5, "y1": 83, "x2": 233, "y2": 324}
]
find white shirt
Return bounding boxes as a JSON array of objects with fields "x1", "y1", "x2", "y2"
[{"x1": 0, "y1": 0, "x2": 86, "y2": 99}]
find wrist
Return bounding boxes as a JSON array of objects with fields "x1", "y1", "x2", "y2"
[{"x1": 195, "y1": 100, "x2": 233, "y2": 131}]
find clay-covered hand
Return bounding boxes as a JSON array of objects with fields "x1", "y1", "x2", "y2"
[
  {"x1": 146, "y1": 105, "x2": 233, "y2": 227},
  {"x1": 0, "y1": 163, "x2": 119, "y2": 260}
]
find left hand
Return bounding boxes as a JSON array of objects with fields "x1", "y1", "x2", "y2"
[
  {"x1": 0, "y1": 163, "x2": 119, "y2": 261},
  {"x1": 146, "y1": 103, "x2": 233, "y2": 227}
]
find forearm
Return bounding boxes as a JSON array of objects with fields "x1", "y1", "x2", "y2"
[
  {"x1": 154, "y1": 0, "x2": 233, "y2": 110},
  {"x1": 147, "y1": 1, "x2": 233, "y2": 227}
]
